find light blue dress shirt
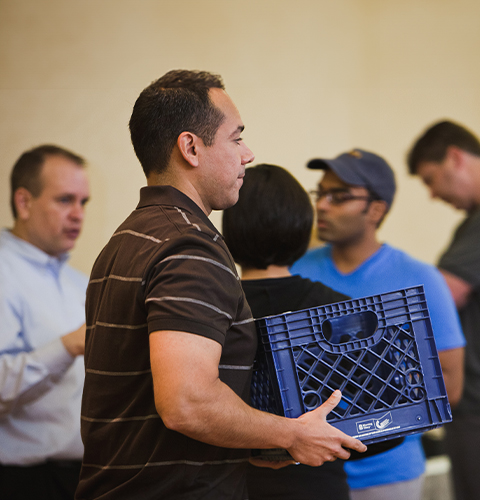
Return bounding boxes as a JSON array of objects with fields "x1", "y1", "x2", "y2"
[{"x1": 0, "y1": 228, "x2": 87, "y2": 465}]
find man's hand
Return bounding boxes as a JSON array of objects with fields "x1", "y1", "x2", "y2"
[
  {"x1": 286, "y1": 390, "x2": 367, "y2": 466},
  {"x1": 61, "y1": 324, "x2": 86, "y2": 357}
]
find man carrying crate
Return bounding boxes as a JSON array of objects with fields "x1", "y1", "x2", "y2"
[{"x1": 75, "y1": 71, "x2": 367, "y2": 500}]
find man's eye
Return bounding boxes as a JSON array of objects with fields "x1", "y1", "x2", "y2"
[{"x1": 332, "y1": 192, "x2": 350, "y2": 202}]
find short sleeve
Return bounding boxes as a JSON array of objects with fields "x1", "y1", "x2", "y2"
[
  {"x1": 145, "y1": 230, "x2": 246, "y2": 346},
  {"x1": 438, "y1": 211, "x2": 480, "y2": 288}
]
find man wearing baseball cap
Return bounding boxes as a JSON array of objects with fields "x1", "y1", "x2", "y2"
[{"x1": 291, "y1": 149, "x2": 465, "y2": 500}]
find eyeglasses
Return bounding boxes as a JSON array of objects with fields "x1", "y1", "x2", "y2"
[{"x1": 309, "y1": 188, "x2": 373, "y2": 206}]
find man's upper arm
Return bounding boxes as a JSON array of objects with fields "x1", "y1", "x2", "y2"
[
  {"x1": 438, "y1": 213, "x2": 480, "y2": 308},
  {"x1": 149, "y1": 330, "x2": 222, "y2": 430}
]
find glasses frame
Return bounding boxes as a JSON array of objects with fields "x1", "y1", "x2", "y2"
[{"x1": 309, "y1": 188, "x2": 375, "y2": 206}]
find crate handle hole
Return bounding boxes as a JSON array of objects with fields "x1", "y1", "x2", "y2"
[
  {"x1": 304, "y1": 391, "x2": 321, "y2": 410},
  {"x1": 406, "y1": 369, "x2": 423, "y2": 386},
  {"x1": 408, "y1": 387, "x2": 426, "y2": 402},
  {"x1": 321, "y1": 311, "x2": 378, "y2": 344}
]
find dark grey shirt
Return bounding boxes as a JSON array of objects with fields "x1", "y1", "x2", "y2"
[{"x1": 439, "y1": 207, "x2": 480, "y2": 414}]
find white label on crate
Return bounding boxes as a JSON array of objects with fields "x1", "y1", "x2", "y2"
[{"x1": 356, "y1": 412, "x2": 393, "y2": 435}]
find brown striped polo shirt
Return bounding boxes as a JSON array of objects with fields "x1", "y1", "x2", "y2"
[{"x1": 76, "y1": 185, "x2": 257, "y2": 500}]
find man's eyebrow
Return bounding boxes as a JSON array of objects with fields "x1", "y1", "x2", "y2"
[{"x1": 229, "y1": 125, "x2": 245, "y2": 138}]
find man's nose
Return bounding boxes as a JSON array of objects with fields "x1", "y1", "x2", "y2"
[
  {"x1": 316, "y1": 195, "x2": 330, "y2": 211},
  {"x1": 70, "y1": 203, "x2": 86, "y2": 221},
  {"x1": 241, "y1": 143, "x2": 255, "y2": 165}
]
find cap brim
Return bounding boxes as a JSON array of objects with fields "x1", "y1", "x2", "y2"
[
  {"x1": 306, "y1": 156, "x2": 371, "y2": 189},
  {"x1": 307, "y1": 159, "x2": 331, "y2": 170}
]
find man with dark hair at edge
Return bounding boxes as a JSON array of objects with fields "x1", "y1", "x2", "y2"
[
  {"x1": 0, "y1": 145, "x2": 90, "y2": 499},
  {"x1": 291, "y1": 149, "x2": 464, "y2": 500},
  {"x1": 408, "y1": 119, "x2": 480, "y2": 500},
  {"x1": 75, "y1": 70, "x2": 366, "y2": 500}
]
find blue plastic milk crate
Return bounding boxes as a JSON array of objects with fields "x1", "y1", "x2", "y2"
[{"x1": 250, "y1": 285, "x2": 452, "y2": 445}]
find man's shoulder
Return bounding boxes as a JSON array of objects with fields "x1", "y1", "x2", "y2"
[
  {"x1": 294, "y1": 245, "x2": 330, "y2": 265},
  {"x1": 94, "y1": 202, "x2": 230, "y2": 282},
  {"x1": 0, "y1": 229, "x2": 15, "y2": 256},
  {"x1": 290, "y1": 246, "x2": 331, "y2": 279},
  {"x1": 125, "y1": 193, "x2": 221, "y2": 243},
  {"x1": 382, "y1": 244, "x2": 442, "y2": 279},
  {"x1": 0, "y1": 233, "x2": 24, "y2": 278},
  {"x1": 62, "y1": 262, "x2": 89, "y2": 287},
  {"x1": 452, "y1": 208, "x2": 480, "y2": 239}
]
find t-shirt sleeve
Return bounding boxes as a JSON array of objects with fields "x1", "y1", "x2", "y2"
[
  {"x1": 438, "y1": 212, "x2": 480, "y2": 288},
  {"x1": 145, "y1": 231, "x2": 246, "y2": 346}
]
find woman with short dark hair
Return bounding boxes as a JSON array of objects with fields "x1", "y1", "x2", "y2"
[{"x1": 223, "y1": 163, "x2": 350, "y2": 500}]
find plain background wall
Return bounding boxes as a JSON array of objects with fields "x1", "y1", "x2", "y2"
[{"x1": 1, "y1": 0, "x2": 478, "y2": 277}]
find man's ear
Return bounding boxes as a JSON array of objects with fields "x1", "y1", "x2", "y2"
[
  {"x1": 177, "y1": 131, "x2": 201, "y2": 167},
  {"x1": 446, "y1": 145, "x2": 464, "y2": 170},
  {"x1": 368, "y1": 199, "x2": 388, "y2": 226},
  {"x1": 13, "y1": 187, "x2": 33, "y2": 220}
]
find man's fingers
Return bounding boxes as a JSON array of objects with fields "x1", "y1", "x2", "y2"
[
  {"x1": 344, "y1": 437, "x2": 367, "y2": 454},
  {"x1": 314, "y1": 389, "x2": 342, "y2": 418}
]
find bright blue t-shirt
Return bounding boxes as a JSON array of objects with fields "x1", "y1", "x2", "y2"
[{"x1": 291, "y1": 243, "x2": 465, "y2": 489}]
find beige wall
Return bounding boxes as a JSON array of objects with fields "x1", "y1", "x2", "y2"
[{"x1": 1, "y1": 0, "x2": 477, "y2": 276}]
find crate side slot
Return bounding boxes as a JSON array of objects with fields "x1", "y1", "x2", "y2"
[
  {"x1": 270, "y1": 342, "x2": 304, "y2": 418},
  {"x1": 409, "y1": 317, "x2": 448, "y2": 400}
]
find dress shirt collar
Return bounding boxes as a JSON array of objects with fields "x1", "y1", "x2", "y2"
[{"x1": 1, "y1": 228, "x2": 69, "y2": 275}]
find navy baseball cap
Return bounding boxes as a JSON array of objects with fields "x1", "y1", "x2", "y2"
[{"x1": 307, "y1": 149, "x2": 396, "y2": 207}]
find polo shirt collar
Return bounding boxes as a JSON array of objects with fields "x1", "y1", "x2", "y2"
[{"x1": 137, "y1": 185, "x2": 220, "y2": 234}]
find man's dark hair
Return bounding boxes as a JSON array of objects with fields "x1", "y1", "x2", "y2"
[
  {"x1": 10, "y1": 144, "x2": 86, "y2": 218},
  {"x1": 222, "y1": 164, "x2": 313, "y2": 270},
  {"x1": 129, "y1": 69, "x2": 226, "y2": 177},
  {"x1": 407, "y1": 120, "x2": 480, "y2": 174}
]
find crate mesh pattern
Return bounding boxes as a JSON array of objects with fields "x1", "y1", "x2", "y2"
[{"x1": 251, "y1": 286, "x2": 451, "y2": 444}]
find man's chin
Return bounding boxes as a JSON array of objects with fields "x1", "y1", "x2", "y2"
[
  {"x1": 316, "y1": 229, "x2": 331, "y2": 243},
  {"x1": 446, "y1": 198, "x2": 470, "y2": 211},
  {"x1": 215, "y1": 194, "x2": 240, "y2": 211}
]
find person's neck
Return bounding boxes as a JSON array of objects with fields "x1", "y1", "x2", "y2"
[
  {"x1": 147, "y1": 170, "x2": 210, "y2": 216},
  {"x1": 469, "y1": 158, "x2": 480, "y2": 208},
  {"x1": 241, "y1": 265, "x2": 291, "y2": 280},
  {"x1": 10, "y1": 225, "x2": 63, "y2": 259},
  {"x1": 10, "y1": 225, "x2": 34, "y2": 248},
  {"x1": 10, "y1": 225, "x2": 25, "y2": 241},
  {"x1": 330, "y1": 237, "x2": 382, "y2": 275}
]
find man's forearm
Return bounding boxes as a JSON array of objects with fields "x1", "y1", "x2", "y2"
[
  {"x1": 0, "y1": 339, "x2": 76, "y2": 415},
  {"x1": 150, "y1": 330, "x2": 366, "y2": 466}
]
